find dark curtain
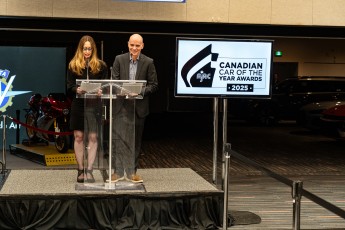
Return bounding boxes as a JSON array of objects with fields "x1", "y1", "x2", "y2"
[{"x1": 0, "y1": 194, "x2": 223, "y2": 229}]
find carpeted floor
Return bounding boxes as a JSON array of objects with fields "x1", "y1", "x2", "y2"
[{"x1": 0, "y1": 168, "x2": 219, "y2": 195}]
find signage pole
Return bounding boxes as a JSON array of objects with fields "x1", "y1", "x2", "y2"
[
  {"x1": 212, "y1": 98, "x2": 219, "y2": 184},
  {"x1": 222, "y1": 98, "x2": 228, "y2": 190}
]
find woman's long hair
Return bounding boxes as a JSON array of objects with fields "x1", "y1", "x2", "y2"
[{"x1": 68, "y1": 35, "x2": 103, "y2": 76}]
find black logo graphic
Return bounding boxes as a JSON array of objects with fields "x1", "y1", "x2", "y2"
[{"x1": 181, "y1": 44, "x2": 218, "y2": 87}]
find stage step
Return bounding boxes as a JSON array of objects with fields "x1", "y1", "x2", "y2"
[{"x1": 9, "y1": 144, "x2": 76, "y2": 166}]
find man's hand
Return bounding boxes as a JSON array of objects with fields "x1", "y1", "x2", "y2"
[{"x1": 97, "y1": 88, "x2": 103, "y2": 97}]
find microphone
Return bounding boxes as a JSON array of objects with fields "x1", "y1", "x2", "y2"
[
  {"x1": 110, "y1": 67, "x2": 113, "y2": 80},
  {"x1": 86, "y1": 58, "x2": 89, "y2": 81}
]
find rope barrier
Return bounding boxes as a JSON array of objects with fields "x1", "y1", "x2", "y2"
[
  {"x1": 228, "y1": 147, "x2": 345, "y2": 220},
  {"x1": 8, "y1": 116, "x2": 73, "y2": 136}
]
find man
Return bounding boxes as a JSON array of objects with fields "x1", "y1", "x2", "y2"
[{"x1": 110, "y1": 34, "x2": 158, "y2": 183}]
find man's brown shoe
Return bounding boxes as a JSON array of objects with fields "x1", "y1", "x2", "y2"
[
  {"x1": 127, "y1": 174, "x2": 143, "y2": 183},
  {"x1": 106, "y1": 173, "x2": 124, "y2": 183}
]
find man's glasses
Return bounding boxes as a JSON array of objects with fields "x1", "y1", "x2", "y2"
[{"x1": 83, "y1": 47, "x2": 92, "y2": 51}]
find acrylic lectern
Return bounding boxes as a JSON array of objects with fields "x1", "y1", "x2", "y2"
[{"x1": 76, "y1": 79, "x2": 146, "y2": 190}]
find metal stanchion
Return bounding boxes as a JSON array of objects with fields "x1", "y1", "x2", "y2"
[
  {"x1": 222, "y1": 143, "x2": 231, "y2": 229},
  {"x1": 16, "y1": 110, "x2": 20, "y2": 144},
  {"x1": 1, "y1": 115, "x2": 7, "y2": 173},
  {"x1": 292, "y1": 180, "x2": 303, "y2": 230}
]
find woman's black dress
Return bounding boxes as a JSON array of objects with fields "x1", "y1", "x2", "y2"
[{"x1": 66, "y1": 63, "x2": 108, "y2": 131}]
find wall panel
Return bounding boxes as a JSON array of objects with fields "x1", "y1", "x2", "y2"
[
  {"x1": 99, "y1": 0, "x2": 143, "y2": 20},
  {"x1": 7, "y1": 0, "x2": 53, "y2": 17},
  {"x1": 229, "y1": 0, "x2": 271, "y2": 24},
  {"x1": 53, "y1": 0, "x2": 98, "y2": 18},
  {"x1": 313, "y1": 0, "x2": 345, "y2": 26},
  {"x1": 143, "y1": 2, "x2": 186, "y2": 21},
  {"x1": 0, "y1": 0, "x2": 6, "y2": 15},
  {"x1": 273, "y1": 38, "x2": 345, "y2": 76},
  {"x1": 186, "y1": 0, "x2": 230, "y2": 22},
  {"x1": 0, "y1": 0, "x2": 345, "y2": 27},
  {"x1": 301, "y1": 63, "x2": 345, "y2": 76},
  {"x1": 271, "y1": 0, "x2": 312, "y2": 25}
]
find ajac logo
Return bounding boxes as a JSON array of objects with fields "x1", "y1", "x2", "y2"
[
  {"x1": 181, "y1": 44, "x2": 219, "y2": 87},
  {"x1": 0, "y1": 69, "x2": 31, "y2": 112}
]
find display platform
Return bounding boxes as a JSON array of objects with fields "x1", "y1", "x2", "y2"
[
  {"x1": 9, "y1": 143, "x2": 76, "y2": 166},
  {"x1": 0, "y1": 168, "x2": 223, "y2": 229}
]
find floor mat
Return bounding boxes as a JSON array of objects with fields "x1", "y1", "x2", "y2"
[{"x1": 229, "y1": 210, "x2": 261, "y2": 226}]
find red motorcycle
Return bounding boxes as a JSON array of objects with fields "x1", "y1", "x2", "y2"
[{"x1": 25, "y1": 93, "x2": 72, "y2": 153}]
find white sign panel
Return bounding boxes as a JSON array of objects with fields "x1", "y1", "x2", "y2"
[{"x1": 175, "y1": 38, "x2": 273, "y2": 98}]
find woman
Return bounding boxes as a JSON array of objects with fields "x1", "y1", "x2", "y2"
[{"x1": 67, "y1": 35, "x2": 108, "y2": 183}]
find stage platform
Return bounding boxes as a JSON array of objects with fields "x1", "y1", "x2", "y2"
[{"x1": 0, "y1": 167, "x2": 224, "y2": 229}]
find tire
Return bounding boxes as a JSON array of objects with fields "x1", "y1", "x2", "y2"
[
  {"x1": 54, "y1": 126, "x2": 70, "y2": 153},
  {"x1": 25, "y1": 111, "x2": 39, "y2": 142}
]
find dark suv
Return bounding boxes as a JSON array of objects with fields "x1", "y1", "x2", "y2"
[{"x1": 244, "y1": 77, "x2": 345, "y2": 124}]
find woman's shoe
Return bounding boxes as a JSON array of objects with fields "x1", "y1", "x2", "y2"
[
  {"x1": 77, "y1": 169, "x2": 85, "y2": 183},
  {"x1": 86, "y1": 169, "x2": 95, "y2": 183}
]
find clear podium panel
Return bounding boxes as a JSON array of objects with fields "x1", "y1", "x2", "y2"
[
  {"x1": 112, "y1": 98, "x2": 136, "y2": 179},
  {"x1": 80, "y1": 95, "x2": 107, "y2": 186},
  {"x1": 75, "y1": 79, "x2": 146, "y2": 190}
]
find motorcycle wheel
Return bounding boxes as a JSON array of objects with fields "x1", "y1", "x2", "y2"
[
  {"x1": 55, "y1": 130, "x2": 70, "y2": 153},
  {"x1": 25, "y1": 111, "x2": 39, "y2": 142}
]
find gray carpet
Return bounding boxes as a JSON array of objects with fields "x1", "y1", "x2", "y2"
[{"x1": 0, "y1": 168, "x2": 219, "y2": 194}]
